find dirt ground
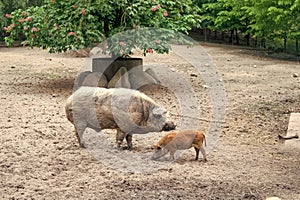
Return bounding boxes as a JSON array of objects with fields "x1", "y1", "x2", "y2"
[{"x1": 0, "y1": 43, "x2": 300, "y2": 200}]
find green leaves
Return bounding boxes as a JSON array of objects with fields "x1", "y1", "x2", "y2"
[
  {"x1": 4, "y1": 0, "x2": 104, "y2": 53},
  {"x1": 3, "y1": 0, "x2": 200, "y2": 55},
  {"x1": 198, "y1": 0, "x2": 300, "y2": 51},
  {"x1": 244, "y1": 0, "x2": 298, "y2": 41},
  {"x1": 107, "y1": 27, "x2": 183, "y2": 57}
]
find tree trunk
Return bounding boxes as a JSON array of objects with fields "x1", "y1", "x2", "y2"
[
  {"x1": 261, "y1": 38, "x2": 266, "y2": 48},
  {"x1": 245, "y1": 18, "x2": 250, "y2": 46},
  {"x1": 246, "y1": 33, "x2": 250, "y2": 46},
  {"x1": 221, "y1": 31, "x2": 224, "y2": 40},
  {"x1": 104, "y1": 21, "x2": 109, "y2": 36},
  {"x1": 283, "y1": 38, "x2": 287, "y2": 52},
  {"x1": 254, "y1": 36, "x2": 257, "y2": 47},
  {"x1": 204, "y1": 27, "x2": 207, "y2": 42},
  {"x1": 235, "y1": 29, "x2": 239, "y2": 45},
  {"x1": 230, "y1": 30, "x2": 234, "y2": 45}
]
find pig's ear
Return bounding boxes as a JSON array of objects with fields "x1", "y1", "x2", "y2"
[
  {"x1": 153, "y1": 107, "x2": 167, "y2": 118},
  {"x1": 92, "y1": 96, "x2": 98, "y2": 102}
]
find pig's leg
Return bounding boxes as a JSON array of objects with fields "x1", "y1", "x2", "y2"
[
  {"x1": 74, "y1": 122, "x2": 86, "y2": 148},
  {"x1": 200, "y1": 146, "x2": 207, "y2": 162},
  {"x1": 74, "y1": 128, "x2": 82, "y2": 147},
  {"x1": 125, "y1": 134, "x2": 133, "y2": 150},
  {"x1": 194, "y1": 147, "x2": 199, "y2": 160},
  {"x1": 116, "y1": 129, "x2": 126, "y2": 148}
]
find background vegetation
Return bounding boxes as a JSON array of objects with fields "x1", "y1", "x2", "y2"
[
  {"x1": 1, "y1": 0, "x2": 200, "y2": 56},
  {"x1": 0, "y1": 0, "x2": 43, "y2": 41},
  {"x1": 1, "y1": 0, "x2": 299, "y2": 54},
  {"x1": 197, "y1": 0, "x2": 300, "y2": 53}
]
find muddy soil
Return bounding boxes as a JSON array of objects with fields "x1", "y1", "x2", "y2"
[{"x1": 0, "y1": 44, "x2": 300, "y2": 199}]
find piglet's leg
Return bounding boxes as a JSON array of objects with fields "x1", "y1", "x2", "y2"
[
  {"x1": 169, "y1": 150, "x2": 176, "y2": 160},
  {"x1": 200, "y1": 147, "x2": 207, "y2": 162},
  {"x1": 194, "y1": 147, "x2": 199, "y2": 160}
]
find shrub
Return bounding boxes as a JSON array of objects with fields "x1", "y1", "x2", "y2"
[{"x1": 4, "y1": 0, "x2": 200, "y2": 56}]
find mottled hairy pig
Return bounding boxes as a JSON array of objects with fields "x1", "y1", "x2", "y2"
[{"x1": 65, "y1": 86, "x2": 169, "y2": 148}]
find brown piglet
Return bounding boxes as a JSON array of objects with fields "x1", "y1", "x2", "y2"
[{"x1": 151, "y1": 130, "x2": 207, "y2": 162}]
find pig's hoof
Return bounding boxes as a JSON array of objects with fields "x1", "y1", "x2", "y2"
[
  {"x1": 79, "y1": 143, "x2": 86, "y2": 148},
  {"x1": 151, "y1": 156, "x2": 158, "y2": 160},
  {"x1": 121, "y1": 146, "x2": 132, "y2": 150}
]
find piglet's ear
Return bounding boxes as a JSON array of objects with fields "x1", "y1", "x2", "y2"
[{"x1": 152, "y1": 145, "x2": 162, "y2": 150}]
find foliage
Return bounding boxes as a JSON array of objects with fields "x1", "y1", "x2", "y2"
[
  {"x1": 243, "y1": 0, "x2": 300, "y2": 50},
  {"x1": 197, "y1": 0, "x2": 300, "y2": 52},
  {"x1": 0, "y1": 1, "x2": 25, "y2": 40},
  {"x1": 0, "y1": 0, "x2": 43, "y2": 40},
  {"x1": 4, "y1": 0, "x2": 300, "y2": 53},
  {"x1": 3, "y1": 0, "x2": 200, "y2": 56}
]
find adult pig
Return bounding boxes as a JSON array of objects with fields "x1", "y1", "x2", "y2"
[{"x1": 65, "y1": 86, "x2": 168, "y2": 148}]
